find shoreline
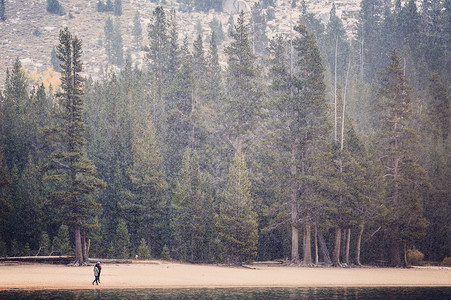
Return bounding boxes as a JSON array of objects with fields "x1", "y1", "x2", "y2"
[{"x1": 1, "y1": 261, "x2": 450, "y2": 290}]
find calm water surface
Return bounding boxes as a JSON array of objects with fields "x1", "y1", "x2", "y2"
[{"x1": 0, "y1": 287, "x2": 450, "y2": 299}]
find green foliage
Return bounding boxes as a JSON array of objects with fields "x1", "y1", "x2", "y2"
[
  {"x1": 137, "y1": 238, "x2": 151, "y2": 259},
  {"x1": 114, "y1": 0, "x2": 122, "y2": 16},
  {"x1": 51, "y1": 47, "x2": 61, "y2": 72},
  {"x1": 39, "y1": 231, "x2": 51, "y2": 255},
  {"x1": 24, "y1": 243, "x2": 31, "y2": 255},
  {"x1": 209, "y1": 17, "x2": 225, "y2": 44},
  {"x1": 104, "y1": 17, "x2": 124, "y2": 67},
  {"x1": 224, "y1": 12, "x2": 264, "y2": 151},
  {"x1": 442, "y1": 257, "x2": 451, "y2": 267},
  {"x1": 161, "y1": 244, "x2": 171, "y2": 260},
  {"x1": 46, "y1": 0, "x2": 64, "y2": 15},
  {"x1": 217, "y1": 150, "x2": 258, "y2": 264},
  {"x1": 33, "y1": 28, "x2": 42, "y2": 37},
  {"x1": 113, "y1": 219, "x2": 130, "y2": 259},
  {"x1": 132, "y1": 11, "x2": 142, "y2": 50},
  {"x1": 373, "y1": 49, "x2": 430, "y2": 266},
  {"x1": 407, "y1": 248, "x2": 424, "y2": 265},
  {"x1": 10, "y1": 239, "x2": 20, "y2": 256},
  {"x1": 250, "y1": 2, "x2": 268, "y2": 56},
  {"x1": 43, "y1": 28, "x2": 105, "y2": 264},
  {"x1": 0, "y1": 0, "x2": 6, "y2": 21},
  {"x1": 52, "y1": 225, "x2": 72, "y2": 255}
]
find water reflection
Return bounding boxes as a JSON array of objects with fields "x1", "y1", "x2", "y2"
[{"x1": 0, "y1": 287, "x2": 449, "y2": 299}]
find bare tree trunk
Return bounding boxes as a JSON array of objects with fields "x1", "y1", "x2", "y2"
[
  {"x1": 291, "y1": 225, "x2": 299, "y2": 263},
  {"x1": 390, "y1": 226, "x2": 401, "y2": 267},
  {"x1": 74, "y1": 225, "x2": 83, "y2": 265},
  {"x1": 303, "y1": 221, "x2": 312, "y2": 265},
  {"x1": 314, "y1": 224, "x2": 319, "y2": 265},
  {"x1": 81, "y1": 228, "x2": 88, "y2": 264},
  {"x1": 341, "y1": 228, "x2": 346, "y2": 263},
  {"x1": 87, "y1": 239, "x2": 91, "y2": 260},
  {"x1": 290, "y1": 145, "x2": 300, "y2": 264},
  {"x1": 333, "y1": 227, "x2": 341, "y2": 266},
  {"x1": 147, "y1": 235, "x2": 152, "y2": 258},
  {"x1": 318, "y1": 232, "x2": 332, "y2": 265},
  {"x1": 334, "y1": 36, "x2": 338, "y2": 142},
  {"x1": 345, "y1": 228, "x2": 351, "y2": 265},
  {"x1": 355, "y1": 222, "x2": 364, "y2": 266}
]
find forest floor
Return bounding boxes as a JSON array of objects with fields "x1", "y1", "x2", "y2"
[{"x1": 0, "y1": 261, "x2": 450, "y2": 289}]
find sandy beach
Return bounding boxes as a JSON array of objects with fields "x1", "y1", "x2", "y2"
[{"x1": 0, "y1": 261, "x2": 450, "y2": 290}]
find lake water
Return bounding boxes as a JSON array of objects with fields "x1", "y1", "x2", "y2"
[{"x1": 0, "y1": 287, "x2": 450, "y2": 299}]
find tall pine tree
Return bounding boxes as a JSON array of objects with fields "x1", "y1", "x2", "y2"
[{"x1": 43, "y1": 28, "x2": 105, "y2": 265}]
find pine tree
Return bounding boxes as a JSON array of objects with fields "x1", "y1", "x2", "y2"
[
  {"x1": 104, "y1": 18, "x2": 124, "y2": 67},
  {"x1": 250, "y1": 2, "x2": 268, "y2": 56},
  {"x1": 223, "y1": 11, "x2": 264, "y2": 152},
  {"x1": 1, "y1": 0, "x2": 6, "y2": 21},
  {"x1": 16, "y1": 154, "x2": 43, "y2": 249},
  {"x1": 266, "y1": 26, "x2": 331, "y2": 265},
  {"x1": 209, "y1": 17, "x2": 225, "y2": 44},
  {"x1": 427, "y1": 72, "x2": 450, "y2": 142},
  {"x1": 43, "y1": 28, "x2": 105, "y2": 265},
  {"x1": 52, "y1": 224, "x2": 72, "y2": 255},
  {"x1": 114, "y1": 0, "x2": 122, "y2": 16},
  {"x1": 46, "y1": 0, "x2": 64, "y2": 15},
  {"x1": 132, "y1": 11, "x2": 142, "y2": 50},
  {"x1": 114, "y1": 219, "x2": 130, "y2": 258},
  {"x1": 104, "y1": 17, "x2": 114, "y2": 63},
  {"x1": 51, "y1": 47, "x2": 61, "y2": 72},
  {"x1": 206, "y1": 32, "x2": 222, "y2": 104},
  {"x1": 105, "y1": 0, "x2": 113, "y2": 11},
  {"x1": 172, "y1": 149, "x2": 207, "y2": 262},
  {"x1": 146, "y1": 6, "x2": 170, "y2": 136},
  {"x1": 356, "y1": 0, "x2": 385, "y2": 81},
  {"x1": 121, "y1": 110, "x2": 167, "y2": 257},
  {"x1": 137, "y1": 238, "x2": 151, "y2": 259},
  {"x1": 97, "y1": 0, "x2": 105, "y2": 12},
  {"x1": 373, "y1": 49, "x2": 429, "y2": 266},
  {"x1": 217, "y1": 150, "x2": 258, "y2": 265},
  {"x1": 39, "y1": 231, "x2": 51, "y2": 255},
  {"x1": 0, "y1": 146, "x2": 11, "y2": 249},
  {"x1": 1, "y1": 58, "x2": 31, "y2": 171}
]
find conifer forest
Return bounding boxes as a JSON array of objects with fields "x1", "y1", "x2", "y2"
[{"x1": 0, "y1": 0, "x2": 450, "y2": 267}]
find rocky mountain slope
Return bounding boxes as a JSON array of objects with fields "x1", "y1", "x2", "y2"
[{"x1": 0, "y1": 0, "x2": 361, "y2": 88}]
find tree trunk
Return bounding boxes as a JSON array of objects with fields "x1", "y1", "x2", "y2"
[
  {"x1": 290, "y1": 145, "x2": 300, "y2": 264},
  {"x1": 390, "y1": 226, "x2": 401, "y2": 267},
  {"x1": 318, "y1": 232, "x2": 332, "y2": 265},
  {"x1": 314, "y1": 224, "x2": 318, "y2": 265},
  {"x1": 86, "y1": 239, "x2": 91, "y2": 260},
  {"x1": 303, "y1": 221, "x2": 312, "y2": 265},
  {"x1": 74, "y1": 225, "x2": 83, "y2": 265},
  {"x1": 341, "y1": 228, "x2": 346, "y2": 262},
  {"x1": 291, "y1": 225, "x2": 299, "y2": 263},
  {"x1": 355, "y1": 222, "x2": 364, "y2": 266},
  {"x1": 81, "y1": 228, "x2": 88, "y2": 264},
  {"x1": 333, "y1": 227, "x2": 341, "y2": 266},
  {"x1": 345, "y1": 228, "x2": 351, "y2": 265}
]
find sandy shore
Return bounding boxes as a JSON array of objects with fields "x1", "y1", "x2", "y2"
[{"x1": 0, "y1": 261, "x2": 450, "y2": 290}]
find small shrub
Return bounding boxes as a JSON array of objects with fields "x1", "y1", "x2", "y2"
[
  {"x1": 47, "y1": 0, "x2": 65, "y2": 15},
  {"x1": 407, "y1": 248, "x2": 424, "y2": 265},
  {"x1": 137, "y1": 238, "x2": 151, "y2": 260},
  {"x1": 442, "y1": 257, "x2": 451, "y2": 267},
  {"x1": 33, "y1": 28, "x2": 42, "y2": 36},
  {"x1": 161, "y1": 244, "x2": 171, "y2": 261}
]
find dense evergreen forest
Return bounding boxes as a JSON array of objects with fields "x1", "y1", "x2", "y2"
[{"x1": 0, "y1": 0, "x2": 449, "y2": 267}]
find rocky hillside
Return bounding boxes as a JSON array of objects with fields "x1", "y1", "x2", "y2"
[{"x1": 0, "y1": 0, "x2": 361, "y2": 88}]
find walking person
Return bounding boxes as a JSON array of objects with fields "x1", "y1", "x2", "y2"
[
  {"x1": 92, "y1": 262, "x2": 101, "y2": 285},
  {"x1": 97, "y1": 262, "x2": 102, "y2": 283}
]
